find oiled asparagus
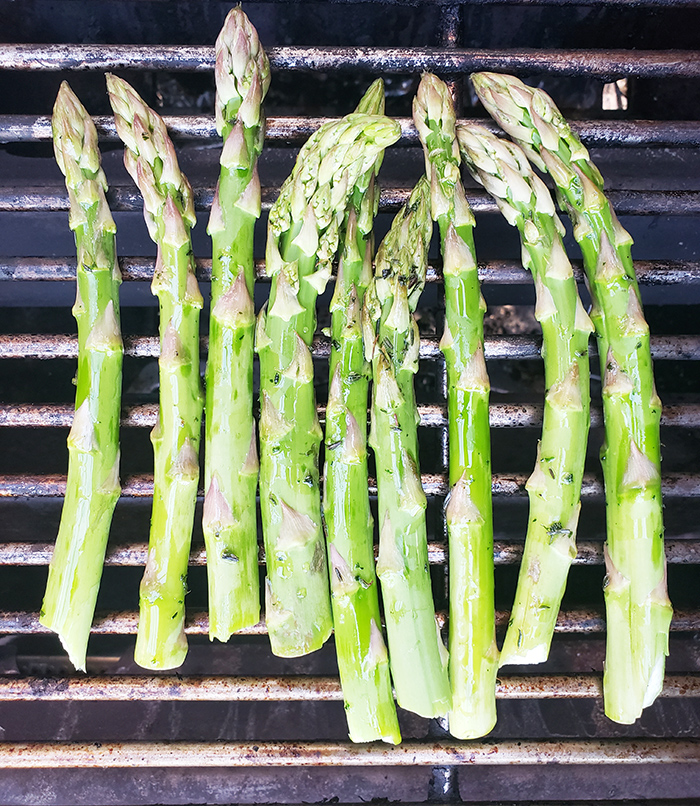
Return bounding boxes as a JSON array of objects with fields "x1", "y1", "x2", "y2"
[
  {"x1": 41, "y1": 81, "x2": 123, "y2": 672},
  {"x1": 457, "y1": 121, "x2": 592, "y2": 669},
  {"x1": 472, "y1": 72, "x2": 672, "y2": 723},
  {"x1": 107, "y1": 73, "x2": 203, "y2": 670},
  {"x1": 205, "y1": 7, "x2": 270, "y2": 641},
  {"x1": 258, "y1": 112, "x2": 401, "y2": 657},
  {"x1": 364, "y1": 176, "x2": 452, "y2": 719},
  {"x1": 413, "y1": 74, "x2": 498, "y2": 738},
  {"x1": 324, "y1": 80, "x2": 401, "y2": 744}
]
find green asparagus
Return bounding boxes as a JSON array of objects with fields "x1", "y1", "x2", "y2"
[
  {"x1": 413, "y1": 75, "x2": 497, "y2": 738},
  {"x1": 107, "y1": 74, "x2": 203, "y2": 670},
  {"x1": 364, "y1": 176, "x2": 452, "y2": 719},
  {"x1": 204, "y1": 8, "x2": 270, "y2": 642},
  {"x1": 40, "y1": 82, "x2": 123, "y2": 672},
  {"x1": 472, "y1": 72, "x2": 672, "y2": 723},
  {"x1": 323, "y1": 80, "x2": 401, "y2": 744},
  {"x1": 258, "y1": 112, "x2": 401, "y2": 657},
  {"x1": 457, "y1": 122, "x2": 592, "y2": 669}
]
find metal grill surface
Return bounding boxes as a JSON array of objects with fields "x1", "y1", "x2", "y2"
[{"x1": 1, "y1": 1, "x2": 700, "y2": 803}]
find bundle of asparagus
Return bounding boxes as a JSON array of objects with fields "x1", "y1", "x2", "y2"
[
  {"x1": 323, "y1": 81, "x2": 401, "y2": 744},
  {"x1": 412, "y1": 74, "x2": 498, "y2": 738},
  {"x1": 258, "y1": 112, "x2": 401, "y2": 657},
  {"x1": 472, "y1": 72, "x2": 672, "y2": 723},
  {"x1": 204, "y1": 8, "x2": 270, "y2": 642},
  {"x1": 41, "y1": 82, "x2": 123, "y2": 672},
  {"x1": 364, "y1": 176, "x2": 452, "y2": 719},
  {"x1": 457, "y1": 121, "x2": 592, "y2": 669},
  {"x1": 107, "y1": 74, "x2": 204, "y2": 670}
]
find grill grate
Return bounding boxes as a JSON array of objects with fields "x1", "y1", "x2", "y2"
[{"x1": 1, "y1": 0, "x2": 700, "y2": 802}]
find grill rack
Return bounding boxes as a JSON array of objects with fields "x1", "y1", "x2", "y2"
[{"x1": 1, "y1": 1, "x2": 700, "y2": 802}]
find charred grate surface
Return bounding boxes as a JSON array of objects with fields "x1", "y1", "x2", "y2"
[{"x1": 1, "y1": 0, "x2": 700, "y2": 804}]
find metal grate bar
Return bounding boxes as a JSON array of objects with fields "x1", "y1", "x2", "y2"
[
  {"x1": 5, "y1": 115, "x2": 700, "y2": 148},
  {"x1": 1, "y1": 333, "x2": 698, "y2": 362},
  {"x1": 0, "y1": 472, "x2": 697, "y2": 499},
  {"x1": 3, "y1": 257, "x2": 700, "y2": 286},
  {"x1": 0, "y1": 739, "x2": 695, "y2": 768},
  {"x1": 0, "y1": 334, "x2": 700, "y2": 361},
  {"x1": 5, "y1": 186, "x2": 700, "y2": 216},
  {"x1": 0, "y1": 674, "x2": 697, "y2": 702},
  {"x1": 0, "y1": 538, "x2": 698, "y2": 567},
  {"x1": 0, "y1": 608, "x2": 698, "y2": 635},
  {"x1": 3, "y1": 45, "x2": 700, "y2": 79},
  {"x1": 1, "y1": 402, "x2": 698, "y2": 429}
]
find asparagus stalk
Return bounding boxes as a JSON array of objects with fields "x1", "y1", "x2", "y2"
[
  {"x1": 457, "y1": 122, "x2": 593, "y2": 669},
  {"x1": 323, "y1": 80, "x2": 400, "y2": 744},
  {"x1": 364, "y1": 176, "x2": 452, "y2": 719},
  {"x1": 412, "y1": 75, "x2": 497, "y2": 738},
  {"x1": 204, "y1": 8, "x2": 270, "y2": 642},
  {"x1": 472, "y1": 72, "x2": 672, "y2": 723},
  {"x1": 107, "y1": 74, "x2": 203, "y2": 670},
  {"x1": 258, "y1": 112, "x2": 401, "y2": 657},
  {"x1": 40, "y1": 82, "x2": 123, "y2": 671}
]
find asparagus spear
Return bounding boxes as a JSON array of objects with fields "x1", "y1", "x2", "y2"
[
  {"x1": 412, "y1": 75, "x2": 497, "y2": 738},
  {"x1": 40, "y1": 82, "x2": 123, "y2": 672},
  {"x1": 323, "y1": 80, "x2": 400, "y2": 744},
  {"x1": 364, "y1": 176, "x2": 452, "y2": 719},
  {"x1": 472, "y1": 72, "x2": 672, "y2": 723},
  {"x1": 107, "y1": 74, "x2": 203, "y2": 670},
  {"x1": 258, "y1": 112, "x2": 401, "y2": 657},
  {"x1": 204, "y1": 8, "x2": 270, "y2": 642},
  {"x1": 457, "y1": 122, "x2": 593, "y2": 669}
]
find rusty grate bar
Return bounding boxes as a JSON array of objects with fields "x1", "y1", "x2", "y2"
[
  {"x1": 0, "y1": 471, "x2": 697, "y2": 499},
  {"x1": 0, "y1": 538, "x2": 698, "y2": 567},
  {"x1": 3, "y1": 257, "x2": 700, "y2": 286},
  {"x1": 5, "y1": 115, "x2": 700, "y2": 148},
  {"x1": 1, "y1": 607, "x2": 699, "y2": 636},
  {"x1": 3, "y1": 45, "x2": 700, "y2": 79},
  {"x1": 0, "y1": 738, "x2": 696, "y2": 768},
  {"x1": 4, "y1": 186, "x2": 700, "y2": 216},
  {"x1": 1, "y1": 333, "x2": 698, "y2": 361},
  {"x1": 0, "y1": 674, "x2": 697, "y2": 702},
  {"x1": 0, "y1": 610, "x2": 700, "y2": 636},
  {"x1": 1, "y1": 402, "x2": 698, "y2": 429}
]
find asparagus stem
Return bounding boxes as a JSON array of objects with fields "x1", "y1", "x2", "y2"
[
  {"x1": 107, "y1": 74, "x2": 203, "y2": 670},
  {"x1": 40, "y1": 82, "x2": 123, "y2": 672},
  {"x1": 204, "y1": 8, "x2": 270, "y2": 642},
  {"x1": 323, "y1": 81, "x2": 401, "y2": 744},
  {"x1": 458, "y1": 122, "x2": 593, "y2": 669},
  {"x1": 413, "y1": 75, "x2": 498, "y2": 738},
  {"x1": 471, "y1": 72, "x2": 672, "y2": 723},
  {"x1": 258, "y1": 112, "x2": 401, "y2": 657},
  {"x1": 364, "y1": 176, "x2": 452, "y2": 719}
]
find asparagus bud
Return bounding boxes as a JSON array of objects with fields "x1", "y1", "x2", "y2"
[
  {"x1": 107, "y1": 74, "x2": 203, "y2": 670},
  {"x1": 472, "y1": 72, "x2": 671, "y2": 724},
  {"x1": 413, "y1": 74, "x2": 497, "y2": 739},
  {"x1": 40, "y1": 82, "x2": 123, "y2": 672}
]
